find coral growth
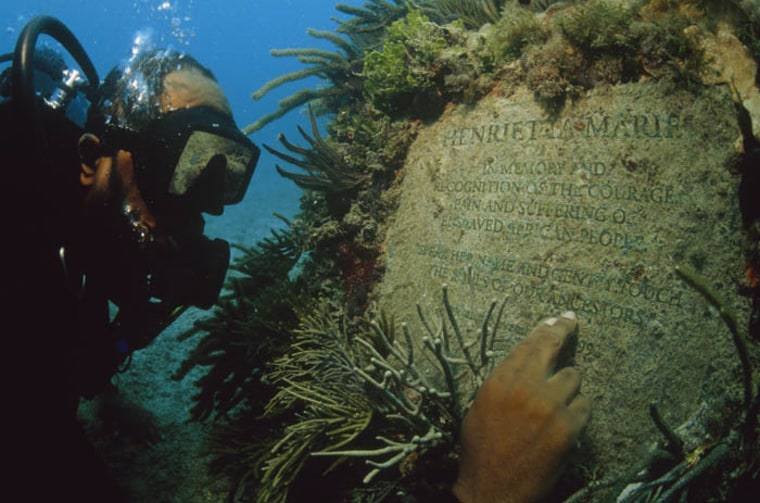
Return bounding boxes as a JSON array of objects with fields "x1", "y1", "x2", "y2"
[
  {"x1": 557, "y1": 0, "x2": 636, "y2": 54},
  {"x1": 246, "y1": 287, "x2": 508, "y2": 502},
  {"x1": 247, "y1": 0, "x2": 736, "y2": 129},
  {"x1": 250, "y1": 310, "x2": 375, "y2": 503},
  {"x1": 362, "y1": 8, "x2": 459, "y2": 116},
  {"x1": 335, "y1": 242, "x2": 381, "y2": 315},
  {"x1": 245, "y1": 0, "x2": 410, "y2": 133},
  {"x1": 522, "y1": 34, "x2": 585, "y2": 116},
  {"x1": 486, "y1": 2, "x2": 549, "y2": 60},
  {"x1": 180, "y1": 1, "x2": 760, "y2": 501},
  {"x1": 172, "y1": 216, "x2": 304, "y2": 421},
  {"x1": 334, "y1": 0, "x2": 410, "y2": 50},
  {"x1": 418, "y1": 0, "x2": 502, "y2": 29},
  {"x1": 243, "y1": 27, "x2": 365, "y2": 134},
  {"x1": 264, "y1": 105, "x2": 369, "y2": 194}
]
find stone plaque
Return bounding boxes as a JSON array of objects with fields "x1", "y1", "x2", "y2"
[{"x1": 377, "y1": 83, "x2": 748, "y2": 474}]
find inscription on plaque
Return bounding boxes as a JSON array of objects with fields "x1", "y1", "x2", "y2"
[
  {"x1": 376, "y1": 84, "x2": 748, "y2": 474},
  {"x1": 416, "y1": 110, "x2": 689, "y2": 331}
]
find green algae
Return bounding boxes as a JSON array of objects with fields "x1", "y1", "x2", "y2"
[
  {"x1": 362, "y1": 9, "x2": 458, "y2": 115},
  {"x1": 181, "y1": 1, "x2": 760, "y2": 501}
]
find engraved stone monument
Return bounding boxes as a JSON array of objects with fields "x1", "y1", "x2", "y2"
[{"x1": 376, "y1": 82, "x2": 749, "y2": 474}]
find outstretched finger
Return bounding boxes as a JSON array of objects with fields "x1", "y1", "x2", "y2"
[
  {"x1": 547, "y1": 366, "x2": 582, "y2": 404},
  {"x1": 488, "y1": 311, "x2": 578, "y2": 382},
  {"x1": 520, "y1": 312, "x2": 578, "y2": 378}
]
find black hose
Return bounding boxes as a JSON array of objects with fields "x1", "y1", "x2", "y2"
[{"x1": 12, "y1": 15, "x2": 99, "y2": 117}]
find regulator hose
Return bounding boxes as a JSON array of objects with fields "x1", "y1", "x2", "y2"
[{"x1": 11, "y1": 15, "x2": 99, "y2": 129}]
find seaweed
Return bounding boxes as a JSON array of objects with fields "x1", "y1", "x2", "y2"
[
  {"x1": 243, "y1": 28, "x2": 365, "y2": 134},
  {"x1": 183, "y1": 2, "x2": 760, "y2": 501},
  {"x1": 247, "y1": 0, "x2": 720, "y2": 132},
  {"x1": 417, "y1": 0, "x2": 503, "y2": 29},
  {"x1": 557, "y1": 0, "x2": 636, "y2": 54},
  {"x1": 264, "y1": 105, "x2": 370, "y2": 194},
  {"x1": 486, "y1": 1, "x2": 549, "y2": 60},
  {"x1": 362, "y1": 8, "x2": 462, "y2": 116},
  {"x1": 513, "y1": 0, "x2": 713, "y2": 117},
  {"x1": 417, "y1": 0, "x2": 566, "y2": 29},
  {"x1": 633, "y1": 1, "x2": 708, "y2": 86},
  {"x1": 247, "y1": 287, "x2": 508, "y2": 502},
  {"x1": 334, "y1": 0, "x2": 410, "y2": 49},
  {"x1": 172, "y1": 216, "x2": 304, "y2": 421},
  {"x1": 244, "y1": 1, "x2": 410, "y2": 134},
  {"x1": 522, "y1": 34, "x2": 585, "y2": 117}
]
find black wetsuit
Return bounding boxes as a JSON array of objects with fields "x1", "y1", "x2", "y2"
[{"x1": 2, "y1": 95, "x2": 128, "y2": 501}]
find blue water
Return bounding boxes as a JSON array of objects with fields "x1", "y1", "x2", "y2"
[{"x1": 1, "y1": 0, "x2": 354, "y2": 248}]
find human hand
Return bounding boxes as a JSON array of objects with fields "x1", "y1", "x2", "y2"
[{"x1": 453, "y1": 311, "x2": 590, "y2": 503}]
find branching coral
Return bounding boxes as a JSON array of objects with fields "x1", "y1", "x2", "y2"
[
  {"x1": 252, "y1": 310, "x2": 375, "y2": 503},
  {"x1": 417, "y1": 0, "x2": 503, "y2": 29},
  {"x1": 248, "y1": 286, "x2": 509, "y2": 501},
  {"x1": 334, "y1": 0, "x2": 410, "y2": 49},
  {"x1": 172, "y1": 216, "x2": 304, "y2": 421},
  {"x1": 557, "y1": 0, "x2": 636, "y2": 54},
  {"x1": 244, "y1": 0, "x2": 410, "y2": 134},
  {"x1": 263, "y1": 105, "x2": 369, "y2": 194},
  {"x1": 243, "y1": 28, "x2": 365, "y2": 134}
]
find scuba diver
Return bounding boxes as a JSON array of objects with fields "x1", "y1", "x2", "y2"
[
  {"x1": 2, "y1": 15, "x2": 588, "y2": 503},
  {"x1": 2, "y1": 16, "x2": 258, "y2": 500}
]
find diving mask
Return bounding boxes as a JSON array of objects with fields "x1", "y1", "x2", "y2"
[
  {"x1": 105, "y1": 105, "x2": 259, "y2": 214},
  {"x1": 95, "y1": 106, "x2": 258, "y2": 311}
]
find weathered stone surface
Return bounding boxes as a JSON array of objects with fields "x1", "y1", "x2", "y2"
[
  {"x1": 690, "y1": 22, "x2": 760, "y2": 142},
  {"x1": 376, "y1": 82, "x2": 749, "y2": 475}
]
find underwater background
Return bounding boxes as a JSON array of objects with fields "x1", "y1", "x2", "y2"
[
  {"x1": 0, "y1": 1, "x2": 360, "y2": 501},
  {"x1": 4, "y1": 1, "x2": 760, "y2": 502},
  {"x1": 2, "y1": 0, "x2": 340, "y2": 248}
]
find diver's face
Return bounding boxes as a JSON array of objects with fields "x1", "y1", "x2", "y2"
[
  {"x1": 76, "y1": 75, "x2": 234, "y2": 308},
  {"x1": 79, "y1": 142, "x2": 158, "y2": 246},
  {"x1": 78, "y1": 71, "x2": 228, "y2": 243}
]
